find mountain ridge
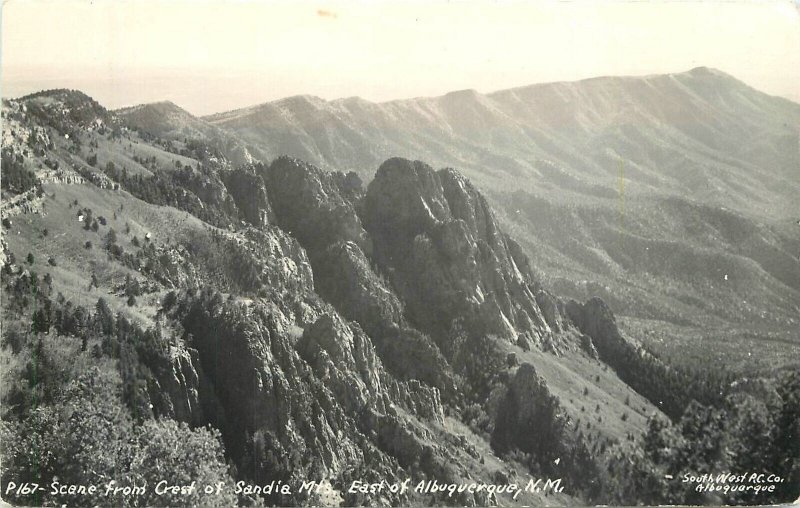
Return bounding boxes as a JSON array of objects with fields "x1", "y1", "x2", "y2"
[
  {"x1": 111, "y1": 66, "x2": 799, "y2": 128},
  {"x1": 193, "y1": 67, "x2": 797, "y2": 120}
]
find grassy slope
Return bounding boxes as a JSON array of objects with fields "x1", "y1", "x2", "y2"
[{"x1": 4, "y1": 181, "x2": 209, "y2": 326}]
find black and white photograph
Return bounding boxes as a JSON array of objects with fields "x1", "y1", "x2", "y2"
[{"x1": 0, "y1": 1, "x2": 798, "y2": 506}]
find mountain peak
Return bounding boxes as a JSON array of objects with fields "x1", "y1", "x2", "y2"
[
  {"x1": 442, "y1": 88, "x2": 481, "y2": 99},
  {"x1": 676, "y1": 66, "x2": 741, "y2": 85},
  {"x1": 15, "y1": 88, "x2": 112, "y2": 127},
  {"x1": 275, "y1": 94, "x2": 327, "y2": 108},
  {"x1": 19, "y1": 88, "x2": 96, "y2": 104},
  {"x1": 116, "y1": 100, "x2": 193, "y2": 116},
  {"x1": 685, "y1": 65, "x2": 726, "y2": 76}
]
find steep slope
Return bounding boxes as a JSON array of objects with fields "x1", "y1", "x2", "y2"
[{"x1": 204, "y1": 68, "x2": 800, "y2": 372}]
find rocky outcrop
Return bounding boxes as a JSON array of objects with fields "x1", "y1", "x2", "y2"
[
  {"x1": 178, "y1": 293, "x2": 374, "y2": 481},
  {"x1": 221, "y1": 166, "x2": 274, "y2": 227},
  {"x1": 178, "y1": 169, "x2": 235, "y2": 212},
  {"x1": 170, "y1": 287, "x2": 447, "y2": 500},
  {"x1": 536, "y1": 290, "x2": 565, "y2": 333},
  {"x1": 299, "y1": 313, "x2": 445, "y2": 424},
  {"x1": 565, "y1": 297, "x2": 685, "y2": 417},
  {"x1": 297, "y1": 313, "x2": 390, "y2": 415},
  {"x1": 259, "y1": 159, "x2": 457, "y2": 394},
  {"x1": 315, "y1": 240, "x2": 404, "y2": 332},
  {"x1": 315, "y1": 240, "x2": 456, "y2": 394},
  {"x1": 580, "y1": 333, "x2": 600, "y2": 360},
  {"x1": 260, "y1": 156, "x2": 370, "y2": 256},
  {"x1": 389, "y1": 379, "x2": 444, "y2": 425},
  {"x1": 149, "y1": 346, "x2": 206, "y2": 425},
  {"x1": 565, "y1": 297, "x2": 628, "y2": 355},
  {"x1": 362, "y1": 158, "x2": 553, "y2": 347},
  {"x1": 491, "y1": 363, "x2": 568, "y2": 469}
]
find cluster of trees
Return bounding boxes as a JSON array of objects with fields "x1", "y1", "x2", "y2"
[
  {"x1": 1, "y1": 365, "x2": 236, "y2": 507},
  {"x1": 588, "y1": 320, "x2": 734, "y2": 419},
  {"x1": 1, "y1": 148, "x2": 38, "y2": 194},
  {"x1": 22, "y1": 89, "x2": 114, "y2": 138},
  {"x1": 596, "y1": 374, "x2": 799, "y2": 505},
  {"x1": 178, "y1": 138, "x2": 225, "y2": 162},
  {"x1": 182, "y1": 229, "x2": 264, "y2": 294},
  {"x1": 1, "y1": 261, "x2": 237, "y2": 507},
  {"x1": 7, "y1": 252, "x2": 161, "y2": 410},
  {"x1": 123, "y1": 274, "x2": 143, "y2": 306},
  {"x1": 99, "y1": 161, "x2": 235, "y2": 228}
]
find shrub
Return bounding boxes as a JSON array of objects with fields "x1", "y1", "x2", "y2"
[
  {"x1": 127, "y1": 420, "x2": 237, "y2": 507},
  {"x1": 104, "y1": 228, "x2": 117, "y2": 248}
]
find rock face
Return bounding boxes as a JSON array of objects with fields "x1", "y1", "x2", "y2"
[
  {"x1": 297, "y1": 313, "x2": 390, "y2": 415},
  {"x1": 315, "y1": 240, "x2": 405, "y2": 333},
  {"x1": 565, "y1": 297, "x2": 628, "y2": 356},
  {"x1": 221, "y1": 166, "x2": 274, "y2": 227},
  {"x1": 260, "y1": 156, "x2": 370, "y2": 256},
  {"x1": 314, "y1": 241, "x2": 456, "y2": 391},
  {"x1": 175, "y1": 168, "x2": 239, "y2": 215},
  {"x1": 170, "y1": 284, "x2": 445, "y2": 502},
  {"x1": 150, "y1": 346, "x2": 205, "y2": 425},
  {"x1": 261, "y1": 157, "x2": 456, "y2": 395},
  {"x1": 178, "y1": 295, "x2": 366, "y2": 480},
  {"x1": 362, "y1": 158, "x2": 553, "y2": 347},
  {"x1": 536, "y1": 290, "x2": 566, "y2": 333},
  {"x1": 491, "y1": 363, "x2": 568, "y2": 469}
]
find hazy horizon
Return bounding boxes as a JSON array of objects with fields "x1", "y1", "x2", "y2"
[{"x1": 3, "y1": 1, "x2": 799, "y2": 116}]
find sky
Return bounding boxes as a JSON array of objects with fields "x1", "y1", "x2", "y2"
[{"x1": 2, "y1": 0, "x2": 800, "y2": 116}]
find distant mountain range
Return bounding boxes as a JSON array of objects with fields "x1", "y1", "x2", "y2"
[{"x1": 118, "y1": 67, "x2": 800, "y2": 372}]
